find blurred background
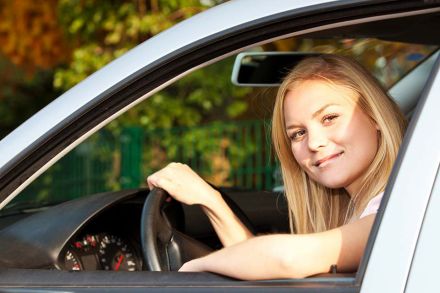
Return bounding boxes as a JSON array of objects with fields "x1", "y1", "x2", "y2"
[
  {"x1": 0, "y1": 0, "x2": 223, "y2": 139},
  {"x1": 0, "y1": 0, "x2": 436, "y2": 210}
]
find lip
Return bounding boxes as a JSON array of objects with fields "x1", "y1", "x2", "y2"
[{"x1": 314, "y1": 152, "x2": 344, "y2": 167}]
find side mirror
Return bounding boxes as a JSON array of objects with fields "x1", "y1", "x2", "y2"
[{"x1": 231, "y1": 52, "x2": 319, "y2": 87}]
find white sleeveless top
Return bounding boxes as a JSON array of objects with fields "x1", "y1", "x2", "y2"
[{"x1": 359, "y1": 192, "x2": 384, "y2": 219}]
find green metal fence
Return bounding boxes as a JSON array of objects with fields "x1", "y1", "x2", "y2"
[
  {"x1": 17, "y1": 120, "x2": 279, "y2": 205},
  {"x1": 18, "y1": 130, "x2": 117, "y2": 204},
  {"x1": 139, "y1": 120, "x2": 278, "y2": 190}
]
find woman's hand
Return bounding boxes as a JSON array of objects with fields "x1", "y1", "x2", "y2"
[
  {"x1": 146, "y1": 162, "x2": 253, "y2": 247},
  {"x1": 146, "y1": 162, "x2": 219, "y2": 207}
]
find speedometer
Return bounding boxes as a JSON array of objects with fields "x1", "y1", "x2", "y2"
[
  {"x1": 98, "y1": 234, "x2": 140, "y2": 271},
  {"x1": 61, "y1": 234, "x2": 100, "y2": 270}
]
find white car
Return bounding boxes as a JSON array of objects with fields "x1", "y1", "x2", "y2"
[{"x1": 0, "y1": 0, "x2": 439, "y2": 292}]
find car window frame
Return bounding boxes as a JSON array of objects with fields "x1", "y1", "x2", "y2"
[{"x1": 358, "y1": 52, "x2": 440, "y2": 292}]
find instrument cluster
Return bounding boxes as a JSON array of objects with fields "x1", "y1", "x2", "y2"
[{"x1": 60, "y1": 233, "x2": 142, "y2": 271}]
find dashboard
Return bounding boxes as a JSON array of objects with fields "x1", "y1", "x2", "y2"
[
  {"x1": 0, "y1": 188, "x2": 288, "y2": 271},
  {"x1": 56, "y1": 192, "x2": 146, "y2": 271},
  {"x1": 0, "y1": 189, "x2": 147, "y2": 270},
  {"x1": 56, "y1": 190, "x2": 147, "y2": 271}
]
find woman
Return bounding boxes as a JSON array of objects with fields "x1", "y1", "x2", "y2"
[{"x1": 146, "y1": 55, "x2": 406, "y2": 279}]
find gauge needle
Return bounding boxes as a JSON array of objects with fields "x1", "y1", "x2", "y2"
[{"x1": 114, "y1": 254, "x2": 124, "y2": 271}]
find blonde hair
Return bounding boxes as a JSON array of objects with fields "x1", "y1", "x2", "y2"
[{"x1": 272, "y1": 55, "x2": 406, "y2": 234}]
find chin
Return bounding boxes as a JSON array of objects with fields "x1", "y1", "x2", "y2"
[{"x1": 313, "y1": 175, "x2": 350, "y2": 190}]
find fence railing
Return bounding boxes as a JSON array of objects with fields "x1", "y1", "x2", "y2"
[{"x1": 17, "y1": 120, "x2": 279, "y2": 205}]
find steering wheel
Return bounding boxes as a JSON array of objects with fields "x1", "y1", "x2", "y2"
[{"x1": 140, "y1": 187, "x2": 256, "y2": 271}]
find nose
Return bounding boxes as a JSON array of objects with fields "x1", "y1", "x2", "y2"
[{"x1": 307, "y1": 127, "x2": 328, "y2": 151}]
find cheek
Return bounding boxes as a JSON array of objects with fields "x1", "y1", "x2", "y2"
[
  {"x1": 361, "y1": 127, "x2": 379, "y2": 159},
  {"x1": 291, "y1": 143, "x2": 309, "y2": 168},
  {"x1": 347, "y1": 116, "x2": 380, "y2": 161}
]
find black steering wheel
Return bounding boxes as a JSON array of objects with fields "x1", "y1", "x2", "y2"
[{"x1": 140, "y1": 187, "x2": 256, "y2": 271}]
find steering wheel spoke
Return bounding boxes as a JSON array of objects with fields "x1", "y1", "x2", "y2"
[
  {"x1": 141, "y1": 188, "x2": 213, "y2": 271},
  {"x1": 141, "y1": 187, "x2": 255, "y2": 271}
]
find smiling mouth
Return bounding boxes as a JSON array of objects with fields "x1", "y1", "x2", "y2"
[{"x1": 314, "y1": 152, "x2": 344, "y2": 167}]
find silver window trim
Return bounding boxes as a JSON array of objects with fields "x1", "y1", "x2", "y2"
[{"x1": 361, "y1": 55, "x2": 440, "y2": 293}]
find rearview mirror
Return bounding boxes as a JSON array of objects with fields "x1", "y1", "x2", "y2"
[{"x1": 231, "y1": 52, "x2": 319, "y2": 87}]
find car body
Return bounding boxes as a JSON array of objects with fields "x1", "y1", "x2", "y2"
[{"x1": 0, "y1": 0, "x2": 439, "y2": 292}]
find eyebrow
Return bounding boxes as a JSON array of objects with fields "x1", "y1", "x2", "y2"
[
  {"x1": 286, "y1": 103, "x2": 339, "y2": 130},
  {"x1": 312, "y1": 103, "x2": 339, "y2": 118}
]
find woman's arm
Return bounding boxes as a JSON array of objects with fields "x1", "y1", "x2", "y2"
[
  {"x1": 147, "y1": 162, "x2": 253, "y2": 246},
  {"x1": 199, "y1": 192, "x2": 254, "y2": 246},
  {"x1": 179, "y1": 214, "x2": 376, "y2": 280}
]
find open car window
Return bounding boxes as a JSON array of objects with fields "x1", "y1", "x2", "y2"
[{"x1": 3, "y1": 37, "x2": 436, "y2": 215}]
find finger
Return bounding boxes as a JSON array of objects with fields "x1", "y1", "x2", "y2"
[
  {"x1": 146, "y1": 179, "x2": 153, "y2": 190},
  {"x1": 146, "y1": 174, "x2": 158, "y2": 190},
  {"x1": 155, "y1": 176, "x2": 178, "y2": 195}
]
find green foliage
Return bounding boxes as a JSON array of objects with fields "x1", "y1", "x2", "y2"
[
  {"x1": 51, "y1": 0, "x2": 254, "y2": 190},
  {"x1": 0, "y1": 55, "x2": 61, "y2": 139},
  {"x1": 140, "y1": 121, "x2": 258, "y2": 186},
  {"x1": 55, "y1": 0, "x2": 212, "y2": 91},
  {"x1": 114, "y1": 56, "x2": 252, "y2": 185},
  {"x1": 54, "y1": 0, "x2": 248, "y2": 137},
  {"x1": 110, "y1": 57, "x2": 250, "y2": 132}
]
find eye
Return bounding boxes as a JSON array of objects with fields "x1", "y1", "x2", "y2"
[
  {"x1": 289, "y1": 129, "x2": 306, "y2": 141},
  {"x1": 322, "y1": 114, "x2": 339, "y2": 125}
]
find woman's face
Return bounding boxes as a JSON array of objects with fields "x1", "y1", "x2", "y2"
[{"x1": 284, "y1": 80, "x2": 379, "y2": 196}]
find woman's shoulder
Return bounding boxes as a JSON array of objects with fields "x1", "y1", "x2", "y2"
[{"x1": 359, "y1": 192, "x2": 384, "y2": 219}]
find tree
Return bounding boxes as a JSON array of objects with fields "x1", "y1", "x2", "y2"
[
  {"x1": 0, "y1": 0, "x2": 69, "y2": 138},
  {"x1": 0, "y1": 0, "x2": 69, "y2": 75}
]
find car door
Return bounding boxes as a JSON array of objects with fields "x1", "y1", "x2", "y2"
[
  {"x1": 0, "y1": 1, "x2": 439, "y2": 292},
  {"x1": 404, "y1": 160, "x2": 440, "y2": 292}
]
